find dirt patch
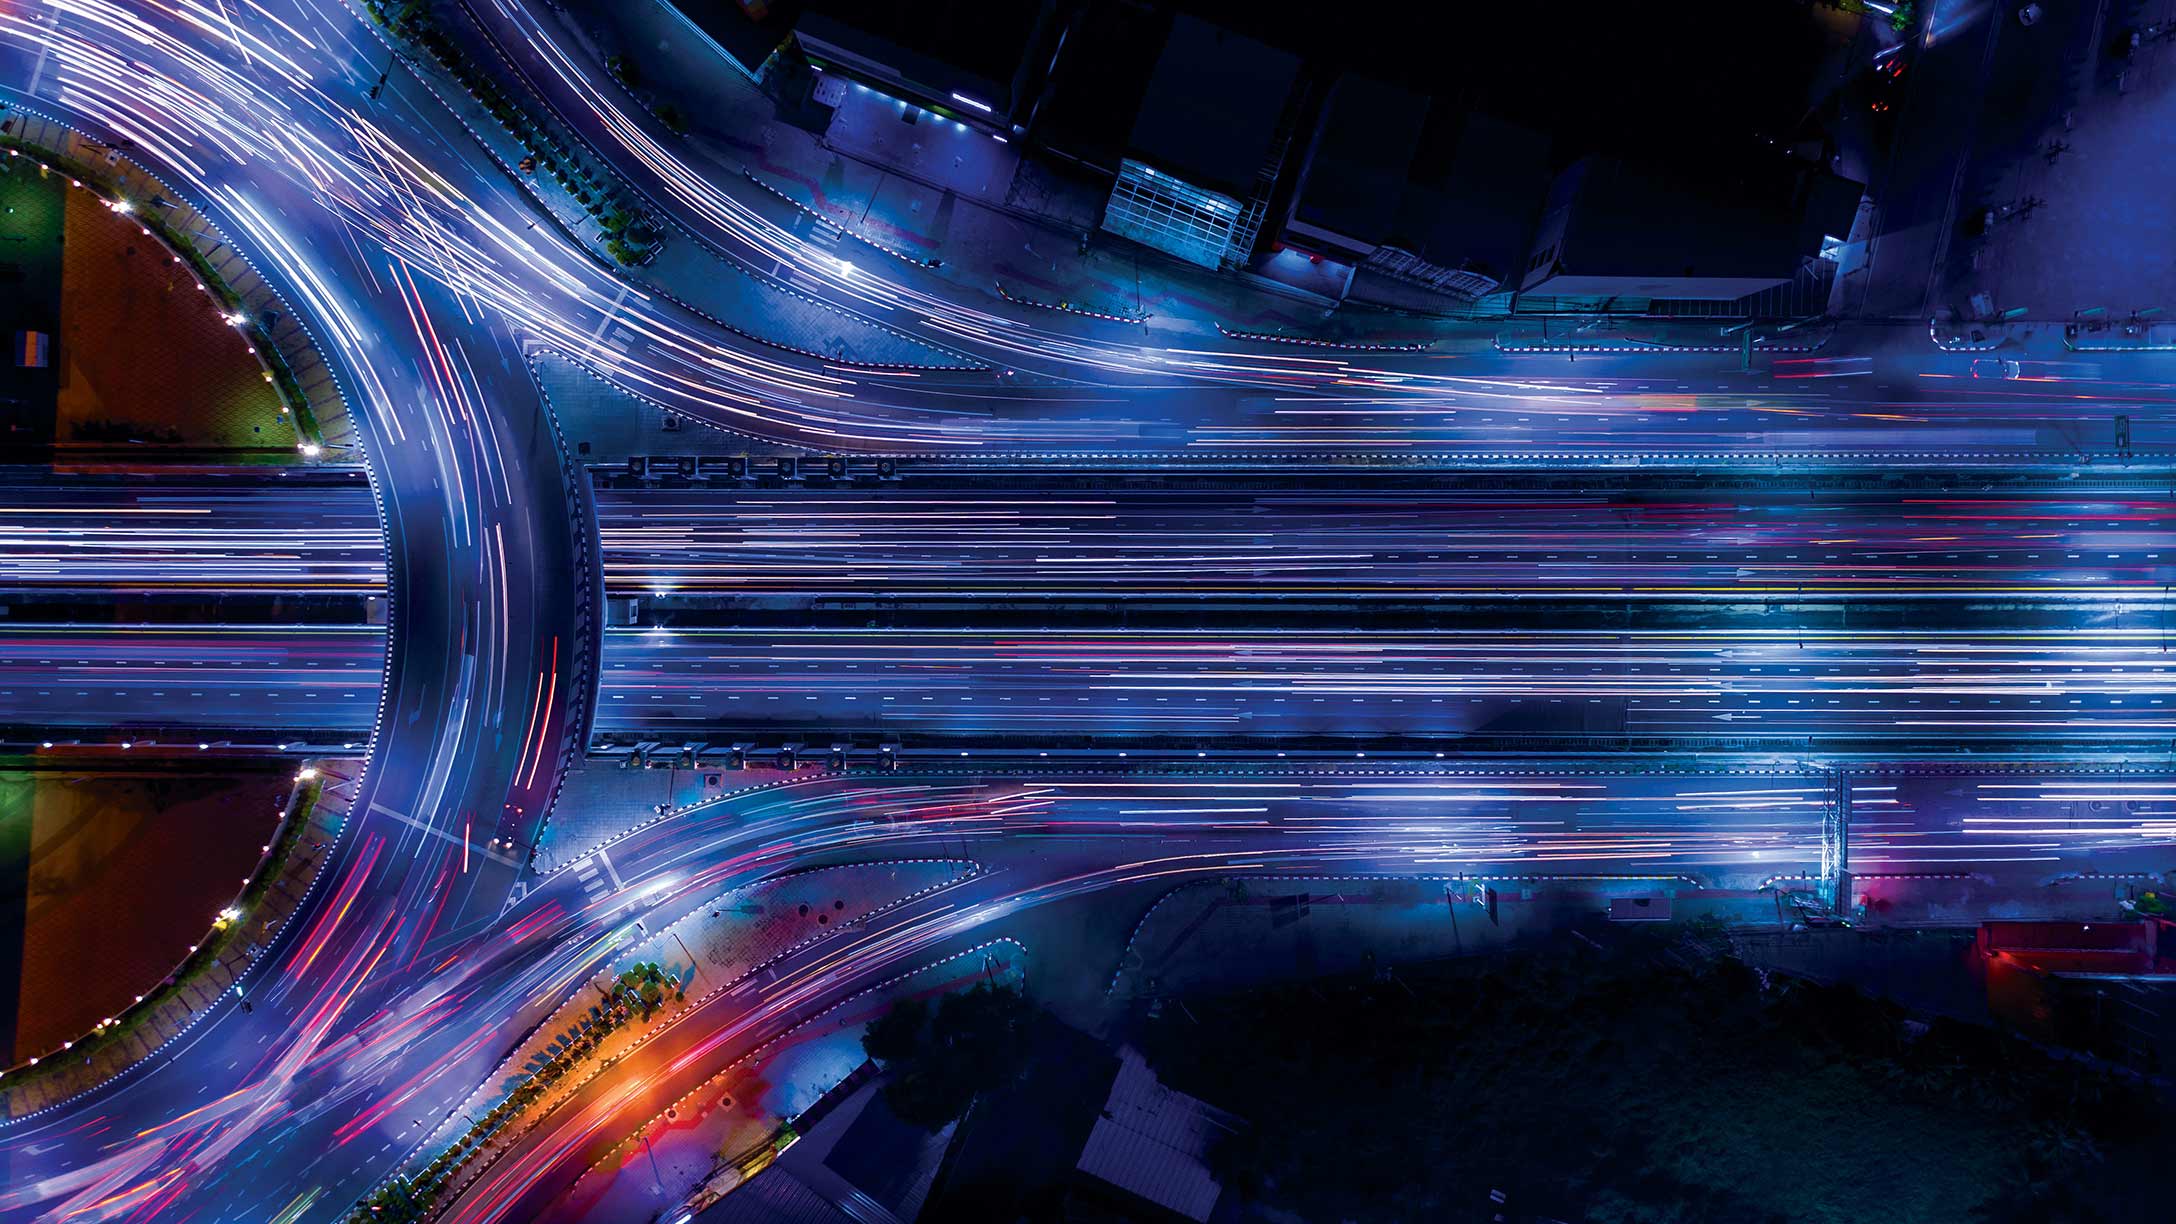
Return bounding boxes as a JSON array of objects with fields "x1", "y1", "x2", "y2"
[
  {"x1": 3, "y1": 768, "x2": 288, "y2": 1061},
  {"x1": 55, "y1": 187, "x2": 288, "y2": 449}
]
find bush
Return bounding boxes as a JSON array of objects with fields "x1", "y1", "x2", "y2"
[{"x1": 864, "y1": 985, "x2": 1033, "y2": 1131}]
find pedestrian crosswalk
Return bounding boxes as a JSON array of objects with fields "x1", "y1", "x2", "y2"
[
  {"x1": 806, "y1": 217, "x2": 846, "y2": 255},
  {"x1": 572, "y1": 849, "x2": 624, "y2": 905}
]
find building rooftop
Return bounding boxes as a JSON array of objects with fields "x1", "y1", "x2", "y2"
[
  {"x1": 1127, "y1": 14, "x2": 1300, "y2": 197},
  {"x1": 1031, "y1": 0, "x2": 1167, "y2": 173},
  {"x1": 691, "y1": 1167, "x2": 853, "y2": 1224},
  {"x1": 921, "y1": 1015, "x2": 1119, "y2": 1219},
  {"x1": 1389, "y1": 110, "x2": 1552, "y2": 286},
  {"x1": 1074, "y1": 1045, "x2": 1240, "y2": 1223},
  {"x1": 1552, "y1": 157, "x2": 1805, "y2": 282},
  {"x1": 797, "y1": 0, "x2": 1055, "y2": 118},
  {"x1": 1522, "y1": 154, "x2": 1863, "y2": 299},
  {"x1": 666, "y1": 0, "x2": 799, "y2": 80},
  {"x1": 1288, "y1": 75, "x2": 1429, "y2": 253}
]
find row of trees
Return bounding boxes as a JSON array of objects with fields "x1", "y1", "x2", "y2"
[
  {"x1": 349, "y1": 963, "x2": 685, "y2": 1223},
  {"x1": 365, "y1": 1, "x2": 662, "y2": 265}
]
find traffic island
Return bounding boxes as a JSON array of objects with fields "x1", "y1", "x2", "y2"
[{"x1": 357, "y1": 859, "x2": 980, "y2": 1223}]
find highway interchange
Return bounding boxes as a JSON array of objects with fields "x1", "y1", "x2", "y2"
[{"x1": 0, "y1": 1, "x2": 2172, "y2": 1222}]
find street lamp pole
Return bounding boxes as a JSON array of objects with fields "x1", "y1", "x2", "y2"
[
  {"x1": 642, "y1": 1131, "x2": 665, "y2": 1193},
  {"x1": 368, "y1": 50, "x2": 395, "y2": 102}
]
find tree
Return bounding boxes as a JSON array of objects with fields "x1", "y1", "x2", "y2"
[
  {"x1": 861, "y1": 996, "x2": 929, "y2": 1065},
  {"x1": 868, "y1": 984, "x2": 1033, "y2": 1131}
]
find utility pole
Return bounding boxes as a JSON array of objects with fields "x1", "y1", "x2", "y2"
[
  {"x1": 1721, "y1": 319, "x2": 1756, "y2": 371},
  {"x1": 642, "y1": 1130, "x2": 665, "y2": 1193},
  {"x1": 671, "y1": 931, "x2": 698, "y2": 985}
]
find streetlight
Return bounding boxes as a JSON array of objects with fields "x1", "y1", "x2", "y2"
[{"x1": 641, "y1": 1130, "x2": 665, "y2": 1193}]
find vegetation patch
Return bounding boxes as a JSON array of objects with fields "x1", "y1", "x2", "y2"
[
  {"x1": 1140, "y1": 923, "x2": 2162, "y2": 1224},
  {"x1": 862, "y1": 982, "x2": 1034, "y2": 1131}
]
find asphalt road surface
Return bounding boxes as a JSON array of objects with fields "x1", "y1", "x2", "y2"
[{"x1": 0, "y1": 1, "x2": 2167, "y2": 1223}]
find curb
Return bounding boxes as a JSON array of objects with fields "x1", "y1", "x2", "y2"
[
  {"x1": 994, "y1": 282, "x2": 1149, "y2": 325},
  {"x1": 1215, "y1": 323, "x2": 1432, "y2": 352}
]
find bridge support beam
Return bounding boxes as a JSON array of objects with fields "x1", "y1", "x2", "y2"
[{"x1": 1822, "y1": 770, "x2": 1852, "y2": 914}]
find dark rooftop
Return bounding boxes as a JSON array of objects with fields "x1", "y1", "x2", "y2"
[
  {"x1": 1529, "y1": 154, "x2": 1862, "y2": 295},
  {"x1": 1558, "y1": 157, "x2": 1802, "y2": 280},
  {"x1": 1127, "y1": 14, "x2": 1300, "y2": 197},
  {"x1": 1030, "y1": 0, "x2": 1169, "y2": 173},
  {"x1": 1389, "y1": 110, "x2": 1553, "y2": 285},
  {"x1": 822, "y1": 1081, "x2": 952, "y2": 1217},
  {"x1": 921, "y1": 1014, "x2": 1118, "y2": 1219},
  {"x1": 690, "y1": 1167, "x2": 851, "y2": 1224},
  {"x1": 669, "y1": 0, "x2": 800, "y2": 78},
  {"x1": 1176, "y1": 0, "x2": 1829, "y2": 166},
  {"x1": 1289, "y1": 75, "x2": 1428, "y2": 249},
  {"x1": 797, "y1": 0, "x2": 1052, "y2": 113}
]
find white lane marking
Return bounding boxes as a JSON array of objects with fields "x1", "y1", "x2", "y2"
[
  {"x1": 369, "y1": 802, "x2": 516, "y2": 866},
  {"x1": 585, "y1": 282, "x2": 634, "y2": 348}
]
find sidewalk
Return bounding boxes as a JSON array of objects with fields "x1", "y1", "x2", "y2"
[
  {"x1": 1937, "y1": 0, "x2": 2176, "y2": 319},
  {"x1": 532, "y1": 352, "x2": 784, "y2": 464},
  {"x1": 1493, "y1": 318, "x2": 1832, "y2": 355},
  {"x1": 1850, "y1": 869, "x2": 2165, "y2": 928},
  {"x1": 1104, "y1": 876, "x2": 1781, "y2": 1002}
]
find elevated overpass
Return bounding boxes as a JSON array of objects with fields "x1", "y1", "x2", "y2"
[{"x1": 4, "y1": 464, "x2": 2172, "y2": 757}]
